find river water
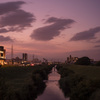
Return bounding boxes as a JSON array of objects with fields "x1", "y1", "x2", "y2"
[{"x1": 36, "y1": 66, "x2": 70, "y2": 100}]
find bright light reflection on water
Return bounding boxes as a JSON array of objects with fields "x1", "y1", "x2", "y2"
[{"x1": 36, "y1": 67, "x2": 70, "y2": 100}]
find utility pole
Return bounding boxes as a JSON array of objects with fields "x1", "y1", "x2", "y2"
[{"x1": 11, "y1": 44, "x2": 13, "y2": 64}]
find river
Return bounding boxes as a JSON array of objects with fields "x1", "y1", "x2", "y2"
[{"x1": 36, "y1": 66, "x2": 70, "y2": 100}]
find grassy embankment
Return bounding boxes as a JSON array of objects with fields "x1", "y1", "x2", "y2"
[
  {"x1": 0, "y1": 64, "x2": 53, "y2": 100},
  {"x1": 56, "y1": 64, "x2": 100, "y2": 100}
]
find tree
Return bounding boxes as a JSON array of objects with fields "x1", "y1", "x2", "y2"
[
  {"x1": 75, "y1": 57, "x2": 91, "y2": 65},
  {"x1": 95, "y1": 61, "x2": 100, "y2": 66}
]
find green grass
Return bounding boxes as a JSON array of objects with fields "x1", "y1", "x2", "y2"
[
  {"x1": 0, "y1": 66, "x2": 34, "y2": 91},
  {"x1": 66, "y1": 64, "x2": 100, "y2": 81},
  {"x1": 0, "y1": 64, "x2": 53, "y2": 100},
  {"x1": 57, "y1": 64, "x2": 100, "y2": 100}
]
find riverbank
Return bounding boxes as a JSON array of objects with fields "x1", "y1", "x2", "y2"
[
  {"x1": 0, "y1": 64, "x2": 53, "y2": 100},
  {"x1": 57, "y1": 64, "x2": 100, "y2": 100},
  {"x1": 36, "y1": 66, "x2": 69, "y2": 100}
]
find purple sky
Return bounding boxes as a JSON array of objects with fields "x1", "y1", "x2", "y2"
[{"x1": 0, "y1": 0, "x2": 100, "y2": 61}]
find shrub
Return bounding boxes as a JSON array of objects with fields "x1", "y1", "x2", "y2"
[
  {"x1": 70, "y1": 78, "x2": 94, "y2": 100},
  {"x1": 59, "y1": 77, "x2": 71, "y2": 96},
  {"x1": 0, "y1": 78, "x2": 7, "y2": 100},
  {"x1": 59, "y1": 68, "x2": 74, "y2": 78},
  {"x1": 89, "y1": 89, "x2": 100, "y2": 100},
  {"x1": 75, "y1": 57, "x2": 91, "y2": 65},
  {"x1": 95, "y1": 61, "x2": 100, "y2": 66}
]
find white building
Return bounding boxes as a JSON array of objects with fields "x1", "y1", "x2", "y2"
[{"x1": 0, "y1": 46, "x2": 6, "y2": 65}]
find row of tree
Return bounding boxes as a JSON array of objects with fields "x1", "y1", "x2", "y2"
[{"x1": 75, "y1": 56, "x2": 100, "y2": 66}]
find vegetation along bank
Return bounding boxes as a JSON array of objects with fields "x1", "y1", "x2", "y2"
[
  {"x1": 0, "y1": 64, "x2": 53, "y2": 100},
  {"x1": 56, "y1": 64, "x2": 100, "y2": 100}
]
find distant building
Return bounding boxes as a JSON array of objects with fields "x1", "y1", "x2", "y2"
[
  {"x1": 6, "y1": 57, "x2": 23, "y2": 65},
  {"x1": 0, "y1": 46, "x2": 6, "y2": 65},
  {"x1": 22, "y1": 53, "x2": 27, "y2": 61},
  {"x1": 32, "y1": 57, "x2": 41, "y2": 65},
  {"x1": 67, "y1": 55, "x2": 78, "y2": 64},
  {"x1": 42, "y1": 58, "x2": 48, "y2": 64},
  {"x1": 13, "y1": 57, "x2": 22, "y2": 65},
  {"x1": 6, "y1": 59, "x2": 12, "y2": 65}
]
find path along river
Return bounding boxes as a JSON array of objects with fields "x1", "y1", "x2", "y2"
[{"x1": 36, "y1": 65, "x2": 70, "y2": 100}]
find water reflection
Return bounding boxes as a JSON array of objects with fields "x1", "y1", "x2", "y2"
[{"x1": 36, "y1": 67, "x2": 69, "y2": 100}]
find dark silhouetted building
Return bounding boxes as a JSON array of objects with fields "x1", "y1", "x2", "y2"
[
  {"x1": 22, "y1": 53, "x2": 27, "y2": 61},
  {"x1": 67, "y1": 55, "x2": 78, "y2": 63},
  {"x1": 13, "y1": 57, "x2": 22, "y2": 64}
]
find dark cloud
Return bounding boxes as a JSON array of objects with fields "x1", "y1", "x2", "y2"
[
  {"x1": 0, "y1": 10, "x2": 35, "y2": 30},
  {"x1": 0, "y1": 1, "x2": 25, "y2": 15},
  {"x1": 0, "y1": 28, "x2": 18, "y2": 33},
  {"x1": 0, "y1": 35, "x2": 13, "y2": 42},
  {"x1": 0, "y1": 1, "x2": 36, "y2": 32},
  {"x1": 0, "y1": 28, "x2": 9, "y2": 33},
  {"x1": 70, "y1": 27, "x2": 100, "y2": 41},
  {"x1": 95, "y1": 40, "x2": 100, "y2": 43},
  {"x1": 30, "y1": 17, "x2": 75, "y2": 41},
  {"x1": 94, "y1": 45, "x2": 100, "y2": 48}
]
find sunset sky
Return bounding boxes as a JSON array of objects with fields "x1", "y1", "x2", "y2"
[{"x1": 0, "y1": 0, "x2": 100, "y2": 61}]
